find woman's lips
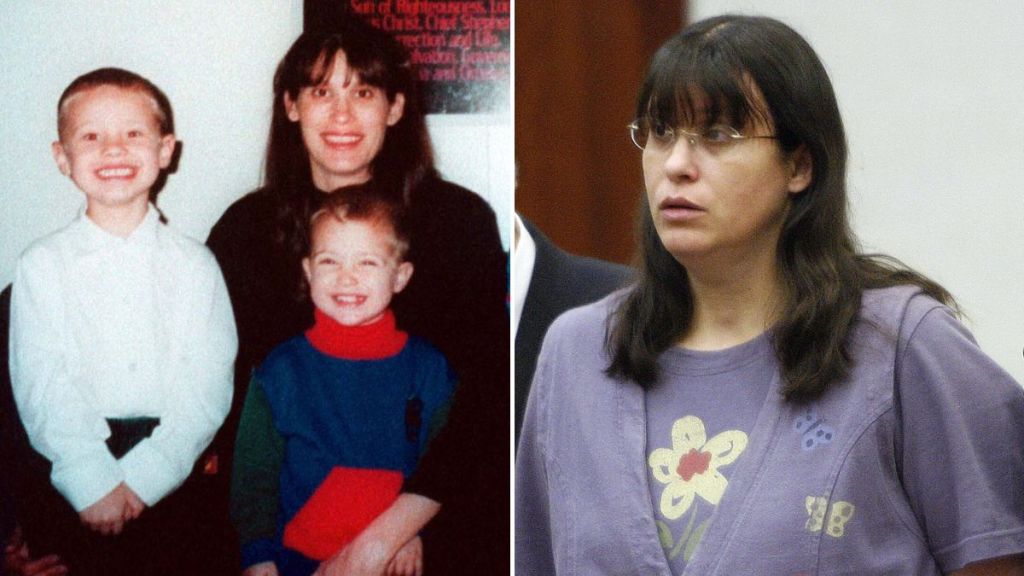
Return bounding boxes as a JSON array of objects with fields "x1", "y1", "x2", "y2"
[
  {"x1": 322, "y1": 132, "x2": 362, "y2": 147},
  {"x1": 658, "y1": 197, "x2": 706, "y2": 221}
]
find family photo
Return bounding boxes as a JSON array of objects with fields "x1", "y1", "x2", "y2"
[{"x1": 2, "y1": 1, "x2": 508, "y2": 575}]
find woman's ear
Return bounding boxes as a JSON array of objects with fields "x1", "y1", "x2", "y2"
[
  {"x1": 386, "y1": 93, "x2": 405, "y2": 127},
  {"x1": 284, "y1": 92, "x2": 300, "y2": 123},
  {"x1": 787, "y1": 145, "x2": 813, "y2": 194}
]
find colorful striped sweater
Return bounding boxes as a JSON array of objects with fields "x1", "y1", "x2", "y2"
[{"x1": 230, "y1": 312, "x2": 456, "y2": 569}]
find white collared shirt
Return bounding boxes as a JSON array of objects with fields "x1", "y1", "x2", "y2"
[
  {"x1": 9, "y1": 206, "x2": 237, "y2": 510},
  {"x1": 512, "y1": 214, "x2": 536, "y2": 341}
]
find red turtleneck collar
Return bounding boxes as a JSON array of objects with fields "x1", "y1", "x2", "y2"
[{"x1": 305, "y1": 308, "x2": 408, "y2": 360}]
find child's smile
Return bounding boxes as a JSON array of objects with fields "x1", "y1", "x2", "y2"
[
  {"x1": 94, "y1": 165, "x2": 139, "y2": 180},
  {"x1": 303, "y1": 216, "x2": 413, "y2": 327},
  {"x1": 332, "y1": 293, "x2": 367, "y2": 305},
  {"x1": 52, "y1": 85, "x2": 175, "y2": 220}
]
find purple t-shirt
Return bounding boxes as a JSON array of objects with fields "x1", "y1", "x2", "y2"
[
  {"x1": 516, "y1": 286, "x2": 1024, "y2": 575},
  {"x1": 644, "y1": 334, "x2": 774, "y2": 574}
]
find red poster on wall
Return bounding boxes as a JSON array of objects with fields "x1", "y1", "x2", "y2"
[{"x1": 307, "y1": 0, "x2": 510, "y2": 114}]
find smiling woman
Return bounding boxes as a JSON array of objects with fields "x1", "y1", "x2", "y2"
[
  {"x1": 515, "y1": 14, "x2": 1024, "y2": 576},
  {"x1": 283, "y1": 51, "x2": 405, "y2": 191}
]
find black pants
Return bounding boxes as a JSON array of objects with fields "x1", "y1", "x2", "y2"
[{"x1": 7, "y1": 439, "x2": 238, "y2": 576}]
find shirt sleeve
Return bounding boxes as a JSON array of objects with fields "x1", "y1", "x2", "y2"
[
  {"x1": 231, "y1": 376, "x2": 285, "y2": 569},
  {"x1": 118, "y1": 249, "x2": 237, "y2": 505},
  {"x1": 420, "y1": 343, "x2": 459, "y2": 449},
  {"x1": 9, "y1": 249, "x2": 123, "y2": 511},
  {"x1": 895, "y1": 300, "x2": 1024, "y2": 572},
  {"x1": 514, "y1": 334, "x2": 558, "y2": 575},
  {"x1": 425, "y1": 370, "x2": 458, "y2": 447}
]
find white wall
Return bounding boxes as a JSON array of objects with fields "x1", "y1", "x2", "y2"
[
  {"x1": 690, "y1": 1, "x2": 1024, "y2": 382},
  {"x1": 0, "y1": 2, "x2": 512, "y2": 291}
]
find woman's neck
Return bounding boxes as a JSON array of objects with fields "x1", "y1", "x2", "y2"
[
  {"x1": 678, "y1": 247, "x2": 785, "y2": 351},
  {"x1": 311, "y1": 170, "x2": 372, "y2": 193}
]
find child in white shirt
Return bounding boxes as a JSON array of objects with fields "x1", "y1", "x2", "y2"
[{"x1": 9, "y1": 67, "x2": 237, "y2": 576}]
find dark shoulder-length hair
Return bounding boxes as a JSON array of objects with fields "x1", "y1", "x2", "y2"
[
  {"x1": 264, "y1": 18, "x2": 435, "y2": 257},
  {"x1": 607, "y1": 15, "x2": 956, "y2": 400}
]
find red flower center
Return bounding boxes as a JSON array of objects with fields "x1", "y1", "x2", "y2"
[{"x1": 676, "y1": 448, "x2": 711, "y2": 481}]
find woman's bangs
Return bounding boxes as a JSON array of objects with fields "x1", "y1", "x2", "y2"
[
  {"x1": 341, "y1": 41, "x2": 393, "y2": 88},
  {"x1": 644, "y1": 47, "x2": 763, "y2": 131},
  {"x1": 295, "y1": 43, "x2": 335, "y2": 87},
  {"x1": 301, "y1": 42, "x2": 389, "y2": 90}
]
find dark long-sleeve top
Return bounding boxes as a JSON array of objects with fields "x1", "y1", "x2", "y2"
[{"x1": 207, "y1": 174, "x2": 509, "y2": 572}]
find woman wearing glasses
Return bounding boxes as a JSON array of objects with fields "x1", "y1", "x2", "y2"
[{"x1": 515, "y1": 15, "x2": 1024, "y2": 575}]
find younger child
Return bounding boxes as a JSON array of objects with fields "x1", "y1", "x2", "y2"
[
  {"x1": 231, "y1": 186, "x2": 456, "y2": 576},
  {"x1": 8, "y1": 68, "x2": 237, "y2": 575}
]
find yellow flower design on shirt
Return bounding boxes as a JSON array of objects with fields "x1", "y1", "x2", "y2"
[{"x1": 648, "y1": 416, "x2": 748, "y2": 519}]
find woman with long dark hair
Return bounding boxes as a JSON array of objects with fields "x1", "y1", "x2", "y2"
[
  {"x1": 208, "y1": 18, "x2": 508, "y2": 576},
  {"x1": 516, "y1": 15, "x2": 1024, "y2": 575}
]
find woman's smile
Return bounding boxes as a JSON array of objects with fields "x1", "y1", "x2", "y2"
[
  {"x1": 286, "y1": 50, "x2": 405, "y2": 191},
  {"x1": 321, "y1": 131, "x2": 363, "y2": 147}
]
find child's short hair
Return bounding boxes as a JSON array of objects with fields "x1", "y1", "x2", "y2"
[
  {"x1": 57, "y1": 67, "x2": 174, "y2": 140},
  {"x1": 311, "y1": 184, "x2": 411, "y2": 260}
]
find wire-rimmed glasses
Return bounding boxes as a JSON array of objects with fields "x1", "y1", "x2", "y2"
[{"x1": 628, "y1": 120, "x2": 777, "y2": 153}]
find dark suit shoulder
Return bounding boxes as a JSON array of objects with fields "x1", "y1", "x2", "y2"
[
  {"x1": 525, "y1": 217, "x2": 632, "y2": 307},
  {"x1": 559, "y1": 253, "x2": 632, "y2": 301}
]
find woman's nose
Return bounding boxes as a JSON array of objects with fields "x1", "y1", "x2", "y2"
[
  {"x1": 331, "y1": 94, "x2": 352, "y2": 120},
  {"x1": 662, "y1": 137, "x2": 699, "y2": 181}
]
